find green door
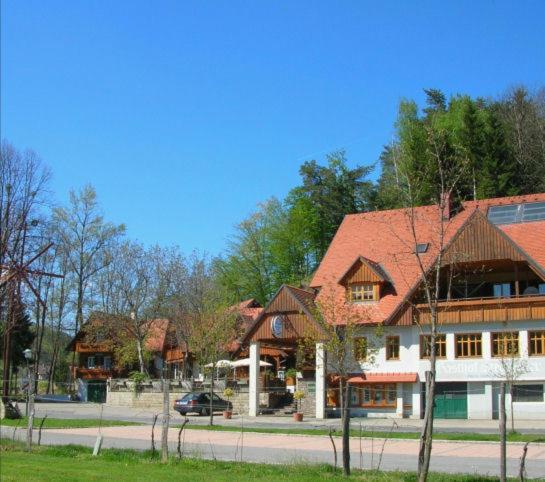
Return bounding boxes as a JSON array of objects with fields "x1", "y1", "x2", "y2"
[
  {"x1": 433, "y1": 393, "x2": 467, "y2": 419},
  {"x1": 432, "y1": 382, "x2": 468, "y2": 419},
  {"x1": 87, "y1": 381, "x2": 106, "y2": 403}
]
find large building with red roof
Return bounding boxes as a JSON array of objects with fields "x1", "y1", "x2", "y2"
[{"x1": 243, "y1": 193, "x2": 545, "y2": 420}]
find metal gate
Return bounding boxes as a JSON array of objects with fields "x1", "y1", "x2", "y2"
[{"x1": 87, "y1": 381, "x2": 107, "y2": 403}]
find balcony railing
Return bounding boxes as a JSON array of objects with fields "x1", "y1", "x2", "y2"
[
  {"x1": 414, "y1": 294, "x2": 545, "y2": 325},
  {"x1": 72, "y1": 366, "x2": 117, "y2": 379},
  {"x1": 74, "y1": 342, "x2": 112, "y2": 353}
]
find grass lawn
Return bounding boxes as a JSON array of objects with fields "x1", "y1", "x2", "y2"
[
  {"x1": 0, "y1": 439, "x2": 512, "y2": 481},
  {"x1": 173, "y1": 423, "x2": 545, "y2": 444},
  {"x1": 0, "y1": 417, "x2": 141, "y2": 429}
]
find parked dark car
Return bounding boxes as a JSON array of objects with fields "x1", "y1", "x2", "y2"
[{"x1": 173, "y1": 392, "x2": 232, "y2": 416}]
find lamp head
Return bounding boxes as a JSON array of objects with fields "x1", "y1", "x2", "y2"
[{"x1": 23, "y1": 348, "x2": 33, "y2": 360}]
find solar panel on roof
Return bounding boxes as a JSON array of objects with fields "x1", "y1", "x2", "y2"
[
  {"x1": 521, "y1": 202, "x2": 545, "y2": 222},
  {"x1": 488, "y1": 202, "x2": 545, "y2": 225},
  {"x1": 488, "y1": 204, "x2": 519, "y2": 224}
]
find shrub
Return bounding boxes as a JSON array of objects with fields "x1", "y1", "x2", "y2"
[
  {"x1": 128, "y1": 371, "x2": 149, "y2": 393},
  {"x1": 285, "y1": 368, "x2": 297, "y2": 378},
  {"x1": 223, "y1": 387, "x2": 234, "y2": 400},
  {"x1": 293, "y1": 390, "x2": 305, "y2": 413}
]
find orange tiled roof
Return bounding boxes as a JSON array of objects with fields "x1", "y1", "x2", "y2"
[
  {"x1": 144, "y1": 319, "x2": 170, "y2": 352},
  {"x1": 348, "y1": 372, "x2": 419, "y2": 383},
  {"x1": 310, "y1": 192, "x2": 545, "y2": 325},
  {"x1": 228, "y1": 299, "x2": 264, "y2": 353}
]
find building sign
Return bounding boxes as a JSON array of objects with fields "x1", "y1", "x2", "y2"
[{"x1": 271, "y1": 315, "x2": 284, "y2": 338}]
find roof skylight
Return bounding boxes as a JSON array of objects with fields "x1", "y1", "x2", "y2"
[{"x1": 416, "y1": 243, "x2": 429, "y2": 254}]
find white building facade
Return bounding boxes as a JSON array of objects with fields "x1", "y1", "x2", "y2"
[{"x1": 347, "y1": 320, "x2": 545, "y2": 420}]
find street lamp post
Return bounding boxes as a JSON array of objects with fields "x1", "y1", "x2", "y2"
[
  {"x1": 23, "y1": 348, "x2": 34, "y2": 451},
  {"x1": 23, "y1": 348, "x2": 32, "y2": 417}
]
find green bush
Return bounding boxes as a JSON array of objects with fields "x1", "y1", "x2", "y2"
[
  {"x1": 37, "y1": 380, "x2": 48, "y2": 395},
  {"x1": 128, "y1": 371, "x2": 149, "y2": 393},
  {"x1": 285, "y1": 368, "x2": 297, "y2": 378}
]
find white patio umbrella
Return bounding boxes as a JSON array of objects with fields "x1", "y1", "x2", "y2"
[
  {"x1": 230, "y1": 358, "x2": 272, "y2": 368},
  {"x1": 204, "y1": 359, "x2": 232, "y2": 368}
]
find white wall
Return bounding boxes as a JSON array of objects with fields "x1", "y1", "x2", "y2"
[
  {"x1": 355, "y1": 320, "x2": 545, "y2": 385},
  {"x1": 467, "y1": 382, "x2": 493, "y2": 419},
  {"x1": 347, "y1": 320, "x2": 545, "y2": 420}
]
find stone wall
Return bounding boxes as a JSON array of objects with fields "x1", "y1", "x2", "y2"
[
  {"x1": 106, "y1": 380, "x2": 249, "y2": 413},
  {"x1": 231, "y1": 391, "x2": 249, "y2": 415},
  {"x1": 107, "y1": 389, "x2": 187, "y2": 408},
  {"x1": 297, "y1": 378, "x2": 316, "y2": 417}
]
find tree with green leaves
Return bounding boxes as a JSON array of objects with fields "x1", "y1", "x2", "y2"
[
  {"x1": 494, "y1": 86, "x2": 545, "y2": 194},
  {"x1": 217, "y1": 152, "x2": 374, "y2": 304},
  {"x1": 375, "y1": 89, "x2": 523, "y2": 209},
  {"x1": 287, "y1": 150, "x2": 374, "y2": 260}
]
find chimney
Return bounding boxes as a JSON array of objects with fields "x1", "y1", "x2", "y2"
[{"x1": 441, "y1": 192, "x2": 452, "y2": 220}]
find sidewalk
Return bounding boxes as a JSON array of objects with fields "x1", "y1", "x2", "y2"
[
  {"x1": 31, "y1": 402, "x2": 545, "y2": 434},
  {"x1": 3, "y1": 424, "x2": 545, "y2": 478}
]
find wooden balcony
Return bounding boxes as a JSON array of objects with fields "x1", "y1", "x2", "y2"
[
  {"x1": 72, "y1": 367, "x2": 116, "y2": 380},
  {"x1": 414, "y1": 294, "x2": 545, "y2": 325},
  {"x1": 165, "y1": 347, "x2": 185, "y2": 363},
  {"x1": 74, "y1": 342, "x2": 112, "y2": 353}
]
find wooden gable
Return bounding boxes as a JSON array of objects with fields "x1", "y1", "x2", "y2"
[
  {"x1": 387, "y1": 210, "x2": 545, "y2": 327},
  {"x1": 339, "y1": 256, "x2": 389, "y2": 285},
  {"x1": 442, "y1": 211, "x2": 526, "y2": 266},
  {"x1": 244, "y1": 285, "x2": 321, "y2": 343}
]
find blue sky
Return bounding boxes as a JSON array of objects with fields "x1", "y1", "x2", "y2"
[{"x1": 2, "y1": 1, "x2": 544, "y2": 255}]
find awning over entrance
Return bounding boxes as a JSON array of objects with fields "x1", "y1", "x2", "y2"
[{"x1": 347, "y1": 372, "x2": 419, "y2": 384}]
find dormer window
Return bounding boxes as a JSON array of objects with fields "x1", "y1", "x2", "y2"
[
  {"x1": 348, "y1": 283, "x2": 378, "y2": 302},
  {"x1": 340, "y1": 256, "x2": 391, "y2": 304}
]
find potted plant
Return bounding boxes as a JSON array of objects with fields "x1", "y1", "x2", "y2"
[
  {"x1": 293, "y1": 390, "x2": 305, "y2": 422},
  {"x1": 285, "y1": 368, "x2": 297, "y2": 387},
  {"x1": 223, "y1": 387, "x2": 234, "y2": 419}
]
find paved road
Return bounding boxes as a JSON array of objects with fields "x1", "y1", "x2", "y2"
[
  {"x1": 30, "y1": 402, "x2": 545, "y2": 435},
  {"x1": 2, "y1": 424, "x2": 544, "y2": 479}
]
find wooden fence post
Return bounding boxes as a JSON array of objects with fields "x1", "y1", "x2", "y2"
[{"x1": 161, "y1": 376, "x2": 170, "y2": 463}]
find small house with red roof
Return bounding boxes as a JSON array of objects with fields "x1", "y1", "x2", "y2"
[
  {"x1": 241, "y1": 193, "x2": 545, "y2": 420},
  {"x1": 68, "y1": 314, "x2": 171, "y2": 402}
]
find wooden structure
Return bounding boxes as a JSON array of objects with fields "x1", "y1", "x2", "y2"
[{"x1": 0, "y1": 242, "x2": 63, "y2": 398}]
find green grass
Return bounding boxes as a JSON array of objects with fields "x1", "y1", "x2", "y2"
[
  {"x1": 0, "y1": 417, "x2": 141, "y2": 429},
  {"x1": 0, "y1": 438, "x2": 514, "y2": 481},
  {"x1": 172, "y1": 423, "x2": 545, "y2": 444}
]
